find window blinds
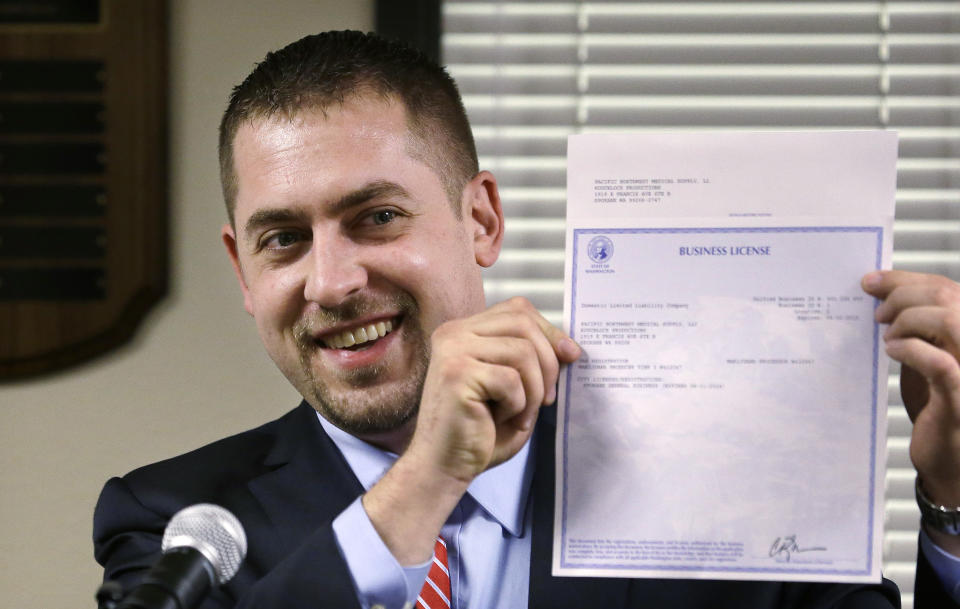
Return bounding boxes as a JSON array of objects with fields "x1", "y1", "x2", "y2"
[{"x1": 442, "y1": 2, "x2": 960, "y2": 606}]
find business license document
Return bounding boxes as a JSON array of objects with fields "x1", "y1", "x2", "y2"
[{"x1": 554, "y1": 131, "x2": 897, "y2": 583}]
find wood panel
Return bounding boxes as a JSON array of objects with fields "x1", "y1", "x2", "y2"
[{"x1": 0, "y1": 0, "x2": 167, "y2": 379}]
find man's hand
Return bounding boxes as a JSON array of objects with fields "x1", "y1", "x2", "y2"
[
  {"x1": 408, "y1": 296, "x2": 580, "y2": 482},
  {"x1": 363, "y1": 297, "x2": 581, "y2": 565},
  {"x1": 863, "y1": 270, "x2": 960, "y2": 552}
]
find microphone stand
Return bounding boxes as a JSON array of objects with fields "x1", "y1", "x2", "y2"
[
  {"x1": 92, "y1": 547, "x2": 215, "y2": 609},
  {"x1": 95, "y1": 580, "x2": 123, "y2": 609}
]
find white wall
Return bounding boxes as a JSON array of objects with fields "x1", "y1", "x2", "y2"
[{"x1": 0, "y1": 2, "x2": 373, "y2": 606}]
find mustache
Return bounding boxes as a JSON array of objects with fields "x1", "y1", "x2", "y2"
[{"x1": 293, "y1": 292, "x2": 418, "y2": 346}]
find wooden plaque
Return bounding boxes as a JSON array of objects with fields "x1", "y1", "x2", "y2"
[{"x1": 0, "y1": 0, "x2": 167, "y2": 380}]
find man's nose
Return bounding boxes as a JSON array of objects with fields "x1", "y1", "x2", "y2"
[{"x1": 302, "y1": 235, "x2": 368, "y2": 307}]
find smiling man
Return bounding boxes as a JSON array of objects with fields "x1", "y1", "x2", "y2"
[
  {"x1": 224, "y1": 99, "x2": 484, "y2": 450},
  {"x1": 95, "y1": 31, "x2": 960, "y2": 609}
]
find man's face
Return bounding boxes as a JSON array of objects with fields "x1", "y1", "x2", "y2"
[{"x1": 222, "y1": 98, "x2": 500, "y2": 445}]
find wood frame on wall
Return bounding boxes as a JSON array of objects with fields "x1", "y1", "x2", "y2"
[{"x1": 0, "y1": 0, "x2": 168, "y2": 380}]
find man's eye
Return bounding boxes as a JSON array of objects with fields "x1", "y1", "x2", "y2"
[
  {"x1": 264, "y1": 231, "x2": 300, "y2": 249},
  {"x1": 371, "y1": 210, "x2": 396, "y2": 225}
]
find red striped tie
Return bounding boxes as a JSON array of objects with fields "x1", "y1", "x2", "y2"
[{"x1": 416, "y1": 537, "x2": 451, "y2": 609}]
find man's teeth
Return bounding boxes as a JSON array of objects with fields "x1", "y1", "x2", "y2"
[{"x1": 325, "y1": 320, "x2": 394, "y2": 349}]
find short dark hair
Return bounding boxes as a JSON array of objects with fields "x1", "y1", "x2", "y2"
[{"x1": 218, "y1": 30, "x2": 478, "y2": 225}]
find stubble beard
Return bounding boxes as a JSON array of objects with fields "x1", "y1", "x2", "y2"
[{"x1": 293, "y1": 292, "x2": 430, "y2": 437}]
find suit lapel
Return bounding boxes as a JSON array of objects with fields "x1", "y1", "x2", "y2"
[
  {"x1": 242, "y1": 402, "x2": 632, "y2": 607},
  {"x1": 246, "y1": 402, "x2": 365, "y2": 565},
  {"x1": 529, "y1": 407, "x2": 630, "y2": 609}
]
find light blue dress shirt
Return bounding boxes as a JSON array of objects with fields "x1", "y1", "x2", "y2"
[
  {"x1": 920, "y1": 527, "x2": 960, "y2": 603},
  {"x1": 321, "y1": 413, "x2": 960, "y2": 607},
  {"x1": 322, "y1": 414, "x2": 534, "y2": 609}
]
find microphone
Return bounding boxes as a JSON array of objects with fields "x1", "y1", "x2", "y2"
[{"x1": 116, "y1": 504, "x2": 247, "y2": 609}]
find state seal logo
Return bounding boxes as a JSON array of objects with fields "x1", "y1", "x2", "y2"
[{"x1": 587, "y1": 235, "x2": 614, "y2": 263}]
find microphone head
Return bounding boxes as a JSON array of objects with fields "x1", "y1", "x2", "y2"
[{"x1": 162, "y1": 504, "x2": 247, "y2": 585}]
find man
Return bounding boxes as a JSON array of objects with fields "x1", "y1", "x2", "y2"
[{"x1": 94, "y1": 31, "x2": 960, "y2": 608}]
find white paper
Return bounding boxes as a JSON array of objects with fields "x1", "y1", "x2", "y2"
[{"x1": 554, "y1": 131, "x2": 897, "y2": 583}]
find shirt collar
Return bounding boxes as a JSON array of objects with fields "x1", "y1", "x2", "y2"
[{"x1": 317, "y1": 412, "x2": 533, "y2": 537}]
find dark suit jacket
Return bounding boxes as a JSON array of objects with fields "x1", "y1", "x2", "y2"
[{"x1": 95, "y1": 401, "x2": 928, "y2": 608}]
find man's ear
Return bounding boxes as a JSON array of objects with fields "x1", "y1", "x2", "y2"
[
  {"x1": 461, "y1": 170, "x2": 504, "y2": 268},
  {"x1": 221, "y1": 224, "x2": 255, "y2": 316}
]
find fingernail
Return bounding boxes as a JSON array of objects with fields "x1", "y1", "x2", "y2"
[
  {"x1": 863, "y1": 271, "x2": 882, "y2": 288},
  {"x1": 521, "y1": 411, "x2": 538, "y2": 431},
  {"x1": 560, "y1": 337, "x2": 580, "y2": 359},
  {"x1": 874, "y1": 302, "x2": 887, "y2": 323}
]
